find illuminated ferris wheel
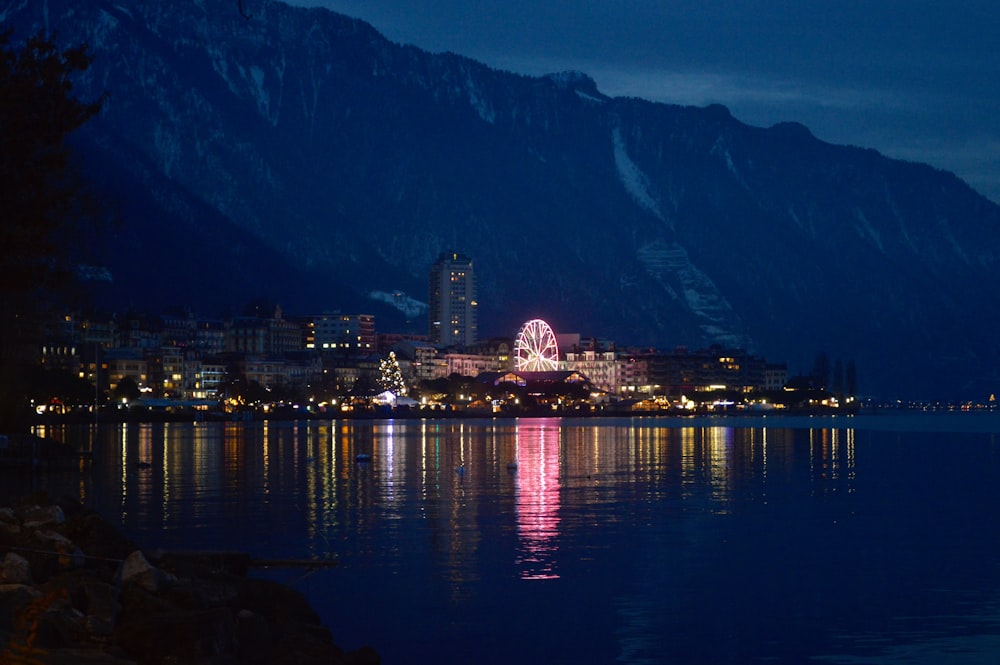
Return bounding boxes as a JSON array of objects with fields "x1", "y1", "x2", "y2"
[{"x1": 514, "y1": 319, "x2": 560, "y2": 371}]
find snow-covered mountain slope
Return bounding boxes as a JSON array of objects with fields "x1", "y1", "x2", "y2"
[{"x1": 8, "y1": 0, "x2": 1000, "y2": 398}]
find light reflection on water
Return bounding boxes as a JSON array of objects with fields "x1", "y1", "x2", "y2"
[
  {"x1": 515, "y1": 418, "x2": 562, "y2": 580},
  {"x1": 12, "y1": 416, "x2": 1000, "y2": 664}
]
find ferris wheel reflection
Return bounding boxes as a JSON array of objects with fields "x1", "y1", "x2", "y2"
[{"x1": 514, "y1": 418, "x2": 562, "y2": 580}]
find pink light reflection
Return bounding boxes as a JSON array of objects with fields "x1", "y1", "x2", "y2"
[{"x1": 514, "y1": 419, "x2": 562, "y2": 580}]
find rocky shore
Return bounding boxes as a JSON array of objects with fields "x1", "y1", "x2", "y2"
[{"x1": 0, "y1": 493, "x2": 379, "y2": 664}]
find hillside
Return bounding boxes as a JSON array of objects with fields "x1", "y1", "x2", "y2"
[{"x1": 6, "y1": 0, "x2": 1000, "y2": 398}]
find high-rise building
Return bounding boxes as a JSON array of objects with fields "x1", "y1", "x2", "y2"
[{"x1": 428, "y1": 251, "x2": 478, "y2": 348}]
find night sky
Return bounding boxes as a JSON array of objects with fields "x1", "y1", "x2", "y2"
[{"x1": 290, "y1": 0, "x2": 1000, "y2": 205}]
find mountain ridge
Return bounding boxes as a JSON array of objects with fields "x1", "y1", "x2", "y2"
[{"x1": 7, "y1": 0, "x2": 1000, "y2": 398}]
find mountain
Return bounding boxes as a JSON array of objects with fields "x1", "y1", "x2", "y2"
[{"x1": 6, "y1": 0, "x2": 1000, "y2": 399}]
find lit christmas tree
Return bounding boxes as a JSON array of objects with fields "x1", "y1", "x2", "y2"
[{"x1": 378, "y1": 351, "x2": 407, "y2": 395}]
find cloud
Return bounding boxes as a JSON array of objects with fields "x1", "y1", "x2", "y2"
[{"x1": 584, "y1": 66, "x2": 907, "y2": 113}]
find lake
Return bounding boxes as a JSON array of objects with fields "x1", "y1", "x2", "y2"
[{"x1": 10, "y1": 414, "x2": 1000, "y2": 664}]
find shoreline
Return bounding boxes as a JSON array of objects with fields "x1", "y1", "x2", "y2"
[
  {"x1": 28, "y1": 402, "x2": 866, "y2": 426},
  {"x1": 0, "y1": 492, "x2": 380, "y2": 664}
]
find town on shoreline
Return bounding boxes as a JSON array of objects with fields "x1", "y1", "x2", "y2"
[
  {"x1": 12, "y1": 301, "x2": 866, "y2": 425},
  {"x1": 9, "y1": 295, "x2": 1000, "y2": 434}
]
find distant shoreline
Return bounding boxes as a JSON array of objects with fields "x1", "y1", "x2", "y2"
[{"x1": 21, "y1": 405, "x2": 1000, "y2": 435}]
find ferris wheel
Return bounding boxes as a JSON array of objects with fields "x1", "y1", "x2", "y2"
[{"x1": 514, "y1": 319, "x2": 560, "y2": 371}]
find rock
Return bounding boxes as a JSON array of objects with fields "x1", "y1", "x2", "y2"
[
  {"x1": 118, "y1": 550, "x2": 175, "y2": 593},
  {"x1": 40, "y1": 570, "x2": 120, "y2": 635},
  {"x1": 17, "y1": 504, "x2": 66, "y2": 529},
  {"x1": 235, "y1": 608, "x2": 274, "y2": 661},
  {"x1": 34, "y1": 602, "x2": 89, "y2": 649},
  {"x1": 0, "y1": 553, "x2": 32, "y2": 585},
  {"x1": 0, "y1": 508, "x2": 20, "y2": 545},
  {"x1": 114, "y1": 605, "x2": 236, "y2": 663},
  {"x1": 0, "y1": 583, "x2": 43, "y2": 635},
  {"x1": 346, "y1": 645, "x2": 382, "y2": 665},
  {"x1": 26, "y1": 528, "x2": 86, "y2": 574},
  {"x1": 60, "y1": 512, "x2": 136, "y2": 564},
  {"x1": 0, "y1": 497, "x2": 379, "y2": 664},
  {"x1": 237, "y1": 577, "x2": 322, "y2": 626},
  {"x1": 116, "y1": 579, "x2": 177, "y2": 623},
  {"x1": 159, "y1": 575, "x2": 240, "y2": 612},
  {"x1": 153, "y1": 549, "x2": 251, "y2": 579},
  {"x1": 12, "y1": 647, "x2": 135, "y2": 664}
]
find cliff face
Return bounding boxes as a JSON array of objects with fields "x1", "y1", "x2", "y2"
[{"x1": 7, "y1": 0, "x2": 1000, "y2": 397}]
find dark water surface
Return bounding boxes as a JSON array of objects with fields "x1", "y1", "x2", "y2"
[{"x1": 8, "y1": 414, "x2": 1000, "y2": 664}]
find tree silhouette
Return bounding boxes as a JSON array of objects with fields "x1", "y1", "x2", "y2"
[
  {"x1": 0, "y1": 32, "x2": 104, "y2": 432},
  {"x1": 0, "y1": 32, "x2": 104, "y2": 295},
  {"x1": 811, "y1": 352, "x2": 830, "y2": 389},
  {"x1": 832, "y1": 359, "x2": 845, "y2": 396},
  {"x1": 113, "y1": 376, "x2": 142, "y2": 402},
  {"x1": 846, "y1": 360, "x2": 858, "y2": 396}
]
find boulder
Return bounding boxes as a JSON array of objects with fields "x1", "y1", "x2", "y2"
[
  {"x1": 17, "y1": 504, "x2": 66, "y2": 530},
  {"x1": 10, "y1": 647, "x2": 135, "y2": 664},
  {"x1": 236, "y1": 577, "x2": 322, "y2": 626},
  {"x1": 153, "y1": 549, "x2": 250, "y2": 579},
  {"x1": 60, "y1": 512, "x2": 136, "y2": 564},
  {"x1": 0, "y1": 583, "x2": 42, "y2": 634},
  {"x1": 25, "y1": 528, "x2": 86, "y2": 577},
  {"x1": 118, "y1": 550, "x2": 175, "y2": 593},
  {"x1": 0, "y1": 497, "x2": 380, "y2": 664},
  {"x1": 0, "y1": 553, "x2": 32, "y2": 585},
  {"x1": 0, "y1": 508, "x2": 20, "y2": 545},
  {"x1": 114, "y1": 605, "x2": 236, "y2": 663},
  {"x1": 40, "y1": 569, "x2": 120, "y2": 636}
]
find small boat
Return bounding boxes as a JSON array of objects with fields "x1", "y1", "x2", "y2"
[
  {"x1": 355, "y1": 453, "x2": 372, "y2": 463},
  {"x1": 506, "y1": 461, "x2": 519, "y2": 471}
]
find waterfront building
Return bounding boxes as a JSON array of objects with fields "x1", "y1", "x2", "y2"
[
  {"x1": 281, "y1": 351, "x2": 324, "y2": 393},
  {"x1": 764, "y1": 363, "x2": 789, "y2": 391},
  {"x1": 160, "y1": 312, "x2": 227, "y2": 355},
  {"x1": 105, "y1": 348, "x2": 148, "y2": 393},
  {"x1": 80, "y1": 317, "x2": 116, "y2": 349},
  {"x1": 117, "y1": 314, "x2": 162, "y2": 350},
  {"x1": 40, "y1": 342, "x2": 80, "y2": 373},
  {"x1": 239, "y1": 357, "x2": 287, "y2": 391},
  {"x1": 640, "y1": 345, "x2": 771, "y2": 395},
  {"x1": 444, "y1": 351, "x2": 504, "y2": 377},
  {"x1": 195, "y1": 357, "x2": 228, "y2": 399},
  {"x1": 391, "y1": 340, "x2": 447, "y2": 382},
  {"x1": 158, "y1": 347, "x2": 185, "y2": 397},
  {"x1": 428, "y1": 251, "x2": 477, "y2": 348},
  {"x1": 161, "y1": 311, "x2": 198, "y2": 348},
  {"x1": 227, "y1": 306, "x2": 301, "y2": 355},
  {"x1": 193, "y1": 320, "x2": 226, "y2": 354},
  {"x1": 323, "y1": 354, "x2": 380, "y2": 395},
  {"x1": 310, "y1": 313, "x2": 375, "y2": 354},
  {"x1": 466, "y1": 337, "x2": 512, "y2": 370},
  {"x1": 476, "y1": 369, "x2": 596, "y2": 410},
  {"x1": 563, "y1": 349, "x2": 620, "y2": 394},
  {"x1": 376, "y1": 332, "x2": 429, "y2": 354},
  {"x1": 619, "y1": 352, "x2": 654, "y2": 394}
]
